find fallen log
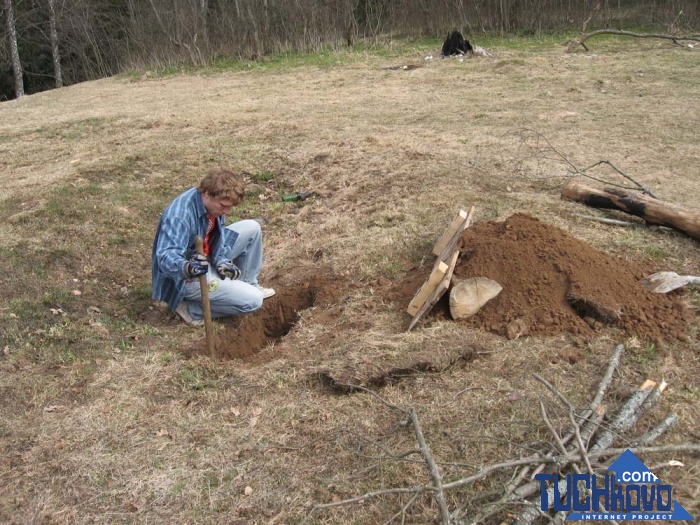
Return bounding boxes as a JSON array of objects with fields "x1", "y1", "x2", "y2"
[
  {"x1": 565, "y1": 30, "x2": 700, "y2": 52},
  {"x1": 561, "y1": 179, "x2": 700, "y2": 240}
]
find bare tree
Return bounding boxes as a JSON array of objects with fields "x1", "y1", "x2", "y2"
[
  {"x1": 3, "y1": 0, "x2": 24, "y2": 98},
  {"x1": 47, "y1": 0, "x2": 63, "y2": 88},
  {"x1": 199, "y1": 0, "x2": 208, "y2": 51}
]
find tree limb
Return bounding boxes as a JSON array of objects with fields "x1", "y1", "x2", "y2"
[
  {"x1": 579, "y1": 161, "x2": 657, "y2": 198},
  {"x1": 566, "y1": 30, "x2": 700, "y2": 53},
  {"x1": 590, "y1": 344, "x2": 624, "y2": 412},
  {"x1": 502, "y1": 129, "x2": 656, "y2": 197},
  {"x1": 312, "y1": 485, "x2": 433, "y2": 511},
  {"x1": 408, "y1": 408, "x2": 451, "y2": 524},
  {"x1": 323, "y1": 383, "x2": 451, "y2": 523}
]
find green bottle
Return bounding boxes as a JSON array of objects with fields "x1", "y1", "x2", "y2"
[{"x1": 282, "y1": 191, "x2": 315, "y2": 202}]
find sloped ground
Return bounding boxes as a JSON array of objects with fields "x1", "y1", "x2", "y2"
[{"x1": 0, "y1": 38, "x2": 699, "y2": 523}]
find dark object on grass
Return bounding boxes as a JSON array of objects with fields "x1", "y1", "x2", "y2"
[
  {"x1": 441, "y1": 31, "x2": 473, "y2": 57},
  {"x1": 282, "y1": 191, "x2": 316, "y2": 202}
]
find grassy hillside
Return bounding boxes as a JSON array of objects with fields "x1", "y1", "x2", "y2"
[{"x1": 0, "y1": 36, "x2": 698, "y2": 523}]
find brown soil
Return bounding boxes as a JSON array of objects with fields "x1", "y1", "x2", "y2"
[
  {"x1": 449, "y1": 213, "x2": 693, "y2": 345},
  {"x1": 191, "y1": 285, "x2": 315, "y2": 360},
  {"x1": 190, "y1": 270, "x2": 352, "y2": 360}
]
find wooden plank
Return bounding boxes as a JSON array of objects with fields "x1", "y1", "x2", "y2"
[
  {"x1": 407, "y1": 250, "x2": 459, "y2": 331},
  {"x1": 407, "y1": 250, "x2": 461, "y2": 317},
  {"x1": 406, "y1": 206, "x2": 476, "y2": 331},
  {"x1": 408, "y1": 279, "x2": 449, "y2": 332},
  {"x1": 434, "y1": 206, "x2": 476, "y2": 265},
  {"x1": 406, "y1": 260, "x2": 449, "y2": 316},
  {"x1": 432, "y1": 209, "x2": 468, "y2": 256},
  {"x1": 442, "y1": 249, "x2": 460, "y2": 286}
]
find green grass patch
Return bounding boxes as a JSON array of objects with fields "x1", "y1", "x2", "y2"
[
  {"x1": 39, "y1": 182, "x2": 104, "y2": 221},
  {"x1": 178, "y1": 366, "x2": 210, "y2": 391},
  {"x1": 643, "y1": 245, "x2": 667, "y2": 260},
  {"x1": 251, "y1": 171, "x2": 276, "y2": 183},
  {"x1": 630, "y1": 341, "x2": 659, "y2": 365},
  {"x1": 116, "y1": 29, "x2": 697, "y2": 84}
]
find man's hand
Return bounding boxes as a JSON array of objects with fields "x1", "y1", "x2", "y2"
[
  {"x1": 216, "y1": 260, "x2": 241, "y2": 280},
  {"x1": 185, "y1": 253, "x2": 209, "y2": 278}
]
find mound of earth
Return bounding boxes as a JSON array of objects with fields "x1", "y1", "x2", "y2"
[{"x1": 449, "y1": 213, "x2": 693, "y2": 345}]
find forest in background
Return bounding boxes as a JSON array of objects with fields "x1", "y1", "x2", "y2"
[{"x1": 2, "y1": 0, "x2": 699, "y2": 101}]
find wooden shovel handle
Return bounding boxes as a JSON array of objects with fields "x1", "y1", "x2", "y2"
[{"x1": 195, "y1": 236, "x2": 215, "y2": 357}]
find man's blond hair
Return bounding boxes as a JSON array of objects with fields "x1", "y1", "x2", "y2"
[{"x1": 197, "y1": 168, "x2": 246, "y2": 201}]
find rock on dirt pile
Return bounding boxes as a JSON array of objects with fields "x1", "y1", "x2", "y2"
[{"x1": 451, "y1": 213, "x2": 693, "y2": 345}]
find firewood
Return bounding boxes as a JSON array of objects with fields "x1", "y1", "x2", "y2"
[{"x1": 561, "y1": 179, "x2": 700, "y2": 240}]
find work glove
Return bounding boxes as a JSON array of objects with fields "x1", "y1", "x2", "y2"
[
  {"x1": 216, "y1": 260, "x2": 241, "y2": 280},
  {"x1": 185, "y1": 253, "x2": 209, "y2": 278}
]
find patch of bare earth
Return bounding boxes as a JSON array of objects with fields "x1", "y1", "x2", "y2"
[{"x1": 0, "y1": 38, "x2": 698, "y2": 524}]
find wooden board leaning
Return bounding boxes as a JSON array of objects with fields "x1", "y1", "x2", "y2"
[{"x1": 406, "y1": 206, "x2": 475, "y2": 331}]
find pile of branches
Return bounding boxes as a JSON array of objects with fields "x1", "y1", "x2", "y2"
[{"x1": 311, "y1": 344, "x2": 699, "y2": 524}]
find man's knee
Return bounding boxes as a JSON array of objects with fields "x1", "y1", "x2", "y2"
[
  {"x1": 229, "y1": 219, "x2": 261, "y2": 239},
  {"x1": 211, "y1": 294, "x2": 262, "y2": 317},
  {"x1": 209, "y1": 280, "x2": 263, "y2": 315},
  {"x1": 241, "y1": 293, "x2": 263, "y2": 313}
]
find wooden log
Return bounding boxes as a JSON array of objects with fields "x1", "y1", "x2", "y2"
[
  {"x1": 561, "y1": 180, "x2": 700, "y2": 240},
  {"x1": 449, "y1": 277, "x2": 502, "y2": 319}
]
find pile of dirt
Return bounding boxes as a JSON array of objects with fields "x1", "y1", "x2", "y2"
[{"x1": 449, "y1": 213, "x2": 693, "y2": 345}]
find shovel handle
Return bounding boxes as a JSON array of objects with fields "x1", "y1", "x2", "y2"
[{"x1": 195, "y1": 236, "x2": 215, "y2": 357}]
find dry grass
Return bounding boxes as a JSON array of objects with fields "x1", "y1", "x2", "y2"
[{"x1": 0, "y1": 36, "x2": 699, "y2": 524}]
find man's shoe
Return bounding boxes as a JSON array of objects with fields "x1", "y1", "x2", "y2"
[
  {"x1": 254, "y1": 284, "x2": 276, "y2": 299},
  {"x1": 175, "y1": 301, "x2": 204, "y2": 327}
]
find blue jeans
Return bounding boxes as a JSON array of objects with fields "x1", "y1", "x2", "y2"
[{"x1": 183, "y1": 220, "x2": 265, "y2": 319}]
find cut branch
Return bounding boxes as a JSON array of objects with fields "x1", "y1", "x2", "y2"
[
  {"x1": 574, "y1": 214, "x2": 637, "y2": 227},
  {"x1": 409, "y1": 408, "x2": 451, "y2": 525},
  {"x1": 566, "y1": 30, "x2": 700, "y2": 52},
  {"x1": 590, "y1": 344, "x2": 624, "y2": 411},
  {"x1": 635, "y1": 413, "x2": 678, "y2": 446},
  {"x1": 502, "y1": 129, "x2": 656, "y2": 198},
  {"x1": 590, "y1": 379, "x2": 657, "y2": 452},
  {"x1": 312, "y1": 485, "x2": 432, "y2": 511}
]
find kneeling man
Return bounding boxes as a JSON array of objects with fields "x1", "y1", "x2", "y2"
[{"x1": 152, "y1": 167, "x2": 274, "y2": 326}]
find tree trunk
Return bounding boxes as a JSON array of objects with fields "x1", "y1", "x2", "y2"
[
  {"x1": 199, "y1": 0, "x2": 208, "y2": 49},
  {"x1": 4, "y1": 0, "x2": 24, "y2": 98},
  {"x1": 48, "y1": 0, "x2": 63, "y2": 88},
  {"x1": 561, "y1": 180, "x2": 700, "y2": 240}
]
